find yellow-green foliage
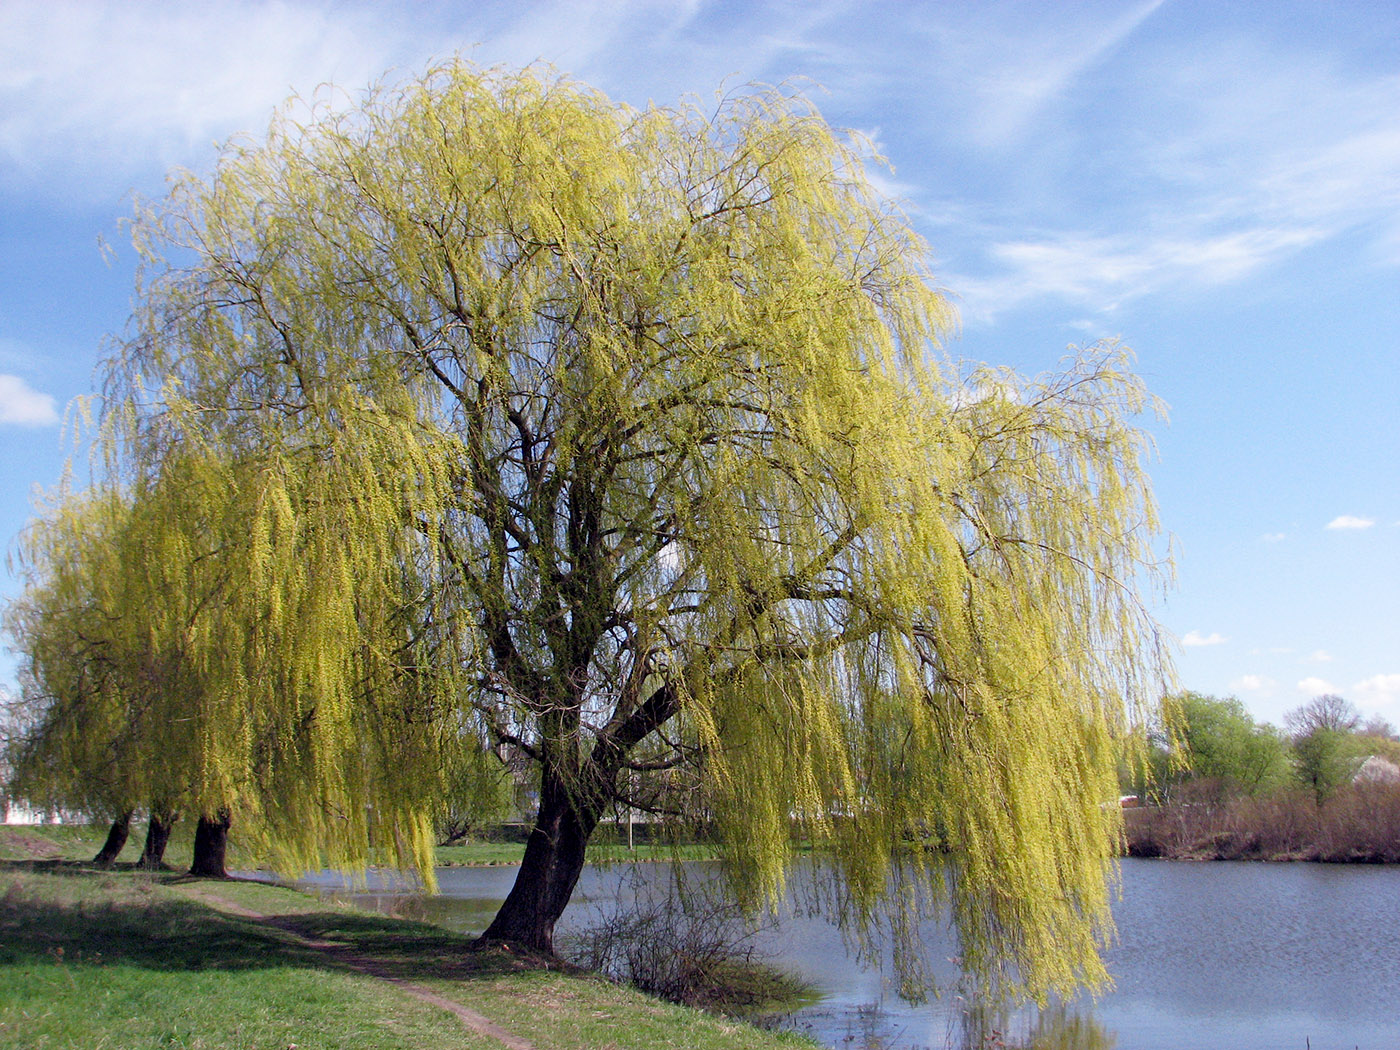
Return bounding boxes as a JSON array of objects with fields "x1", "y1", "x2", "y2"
[
  {"x1": 6, "y1": 487, "x2": 157, "y2": 817},
  {"x1": 13, "y1": 60, "x2": 1170, "y2": 1001}
]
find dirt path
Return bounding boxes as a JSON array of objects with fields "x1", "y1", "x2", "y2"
[{"x1": 185, "y1": 888, "x2": 540, "y2": 1050}]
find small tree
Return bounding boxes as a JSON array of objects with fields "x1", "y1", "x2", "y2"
[
  {"x1": 1286, "y1": 695, "x2": 1364, "y2": 804},
  {"x1": 1356, "y1": 716, "x2": 1400, "y2": 768},
  {"x1": 86, "y1": 60, "x2": 1170, "y2": 1001}
]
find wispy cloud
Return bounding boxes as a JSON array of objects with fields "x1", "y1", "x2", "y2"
[
  {"x1": 0, "y1": 375, "x2": 59, "y2": 426},
  {"x1": 0, "y1": 337, "x2": 47, "y2": 372},
  {"x1": 930, "y1": 14, "x2": 1400, "y2": 322},
  {"x1": 1182, "y1": 630, "x2": 1228, "y2": 648},
  {"x1": 0, "y1": 2, "x2": 430, "y2": 193},
  {"x1": 950, "y1": 0, "x2": 1167, "y2": 151},
  {"x1": 1261, "y1": 532, "x2": 1287, "y2": 543},
  {"x1": 951, "y1": 226, "x2": 1326, "y2": 320},
  {"x1": 848, "y1": 128, "x2": 928, "y2": 205},
  {"x1": 1310, "y1": 650, "x2": 1334, "y2": 663},
  {"x1": 1326, "y1": 515, "x2": 1376, "y2": 530},
  {"x1": 0, "y1": 1, "x2": 851, "y2": 201},
  {"x1": 1249, "y1": 99, "x2": 1400, "y2": 264}
]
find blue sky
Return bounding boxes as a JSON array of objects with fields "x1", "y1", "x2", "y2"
[{"x1": 1, "y1": 0, "x2": 1395, "y2": 727}]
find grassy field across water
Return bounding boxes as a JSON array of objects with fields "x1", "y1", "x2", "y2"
[
  {"x1": 0, "y1": 821, "x2": 732, "y2": 869},
  {"x1": 0, "y1": 826, "x2": 818, "y2": 1050}
]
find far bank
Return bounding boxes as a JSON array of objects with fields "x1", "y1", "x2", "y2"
[{"x1": 1122, "y1": 780, "x2": 1400, "y2": 862}]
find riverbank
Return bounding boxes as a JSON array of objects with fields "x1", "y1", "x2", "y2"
[
  {"x1": 1123, "y1": 781, "x2": 1400, "y2": 862},
  {"x1": 0, "y1": 828, "x2": 818, "y2": 1050},
  {"x1": 0, "y1": 821, "x2": 729, "y2": 869}
]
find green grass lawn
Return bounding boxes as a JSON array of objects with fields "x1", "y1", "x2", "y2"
[
  {"x1": 0, "y1": 823, "x2": 138, "y2": 863},
  {"x1": 437, "y1": 838, "x2": 730, "y2": 866},
  {"x1": 0, "y1": 821, "x2": 228, "y2": 872},
  {"x1": 434, "y1": 839, "x2": 527, "y2": 866},
  {"x1": 0, "y1": 828, "x2": 818, "y2": 1050},
  {"x1": 2, "y1": 821, "x2": 730, "y2": 869}
]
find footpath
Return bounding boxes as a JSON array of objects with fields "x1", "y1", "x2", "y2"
[{"x1": 180, "y1": 885, "x2": 539, "y2": 1050}]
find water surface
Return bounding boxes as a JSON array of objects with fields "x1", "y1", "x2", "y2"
[{"x1": 283, "y1": 858, "x2": 1400, "y2": 1049}]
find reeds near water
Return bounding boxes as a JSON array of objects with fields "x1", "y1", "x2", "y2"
[{"x1": 1124, "y1": 781, "x2": 1400, "y2": 862}]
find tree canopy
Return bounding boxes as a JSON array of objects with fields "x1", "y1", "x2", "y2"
[
  {"x1": 4, "y1": 488, "x2": 148, "y2": 821},
  {"x1": 11, "y1": 60, "x2": 1170, "y2": 1002},
  {"x1": 1173, "y1": 692, "x2": 1289, "y2": 795},
  {"x1": 1286, "y1": 694, "x2": 1366, "y2": 804}
]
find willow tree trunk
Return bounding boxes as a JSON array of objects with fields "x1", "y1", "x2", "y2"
[
  {"x1": 92, "y1": 811, "x2": 133, "y2": 867},
  {"x1": 138, "y1": 806, "x2": 177, "y2": 870},
  {"x1": 478, "y1": 775, "x2": 599, "y2": 953},
  {"x1": 189, "y1": 809, "x2": 231, "y2": 878}
]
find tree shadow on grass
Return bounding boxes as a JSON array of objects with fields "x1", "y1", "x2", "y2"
[
  {"x1": 264, "y1": 907, "x2": 575, "y2": 982},
  {"x1": 0, "y1": 859, "x2": 575, "y2": 986},
  {"x1": 0, "y1": 861, "x2": 325, "y2": 972}
]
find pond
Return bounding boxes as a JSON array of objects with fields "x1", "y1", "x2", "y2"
[{"x1": 280, "y1": 858, "x2": 1400, "y2": 1050}]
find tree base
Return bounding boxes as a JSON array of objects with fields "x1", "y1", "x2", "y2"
[
  {"x1": 92, "y1": 811, "x2": 133, "y2": 867},
  {"x1": 189, "y1": 809, "x2": 231, "y2": 878},
  {"x1": 140, "y1": 810, "x2": 177, "y2": 869}
]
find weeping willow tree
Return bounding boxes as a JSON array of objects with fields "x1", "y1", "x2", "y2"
[
  {"x1": 94, "y1": 59, "x2": 1169, "y2": 1000},
  {"x1": 5, "y1": 476, "x2": 232, "y2": 868},
  {"x1": 4, "y1": 488, "x2": 157, "y2": 831},
  {"x1": 7, "y1": 445, "x2": 473, "y2": 877}
]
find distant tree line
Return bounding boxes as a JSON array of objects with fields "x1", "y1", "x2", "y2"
[{"x1": 1122, "y1": 692, "x2": 1400, "y2": 861}]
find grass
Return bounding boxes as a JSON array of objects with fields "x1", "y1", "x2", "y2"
[
  {"x1": 0, "y1": 823, "x2": 133, "y2": 863},
  {"x1": 0, "y1": 866, "x2": 495, "y2": 1050},
  {"x1": 0, "y1": 827, "x2": 820, "y2": 1050},
  {"x1": 5, "y1": 821, "x2": 727, "y2": 869},
  {"x1": 0, "y1": 821, "x2": 231, "y2": 872},
  {"x1": 434, "y1": 840, "x2": 527, "y2": 866}
]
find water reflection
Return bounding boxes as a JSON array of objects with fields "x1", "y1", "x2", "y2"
[
  {"x1": 747, "y1": 996, "x2": 1114, "y2": 1050},
  {"x1": 959, "y1": 1005, "x2": 1114, "y2": 1050},
  {"x1": 774, "y1": 989, "x2": 1114, "y2": 1050}
]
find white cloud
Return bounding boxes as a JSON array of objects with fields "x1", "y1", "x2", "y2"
[
  {"x1": 1182, "y1": 630, "x2": 1227, "y2": 648},
  {"x1": 1355, "y1": 674, "x2": 1400, "y2": 708},
  {"x1": 0, "y1": 374, "x2": 59, "y2": 426},
  {"x1": 1326, "y1": 515, "x2": 1376, "y2": 530},
  {"x1": 1297, "y1": 676, "x2": 1338, "y2": 696},
  {"x1": 1309, "y1": 650, "x2": 1334, "y2": 663},
  {"x1": 1232, "y1": 675, "x2": 1275, "y2": 694},
  {"x1": 1261, "y1": 532, "x2": 1287, "y2": 543}
]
